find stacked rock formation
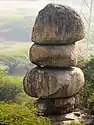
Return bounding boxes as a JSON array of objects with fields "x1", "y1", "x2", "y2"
[{"x1": 23, "y1": 3, "x2": 85, "y2": 121}]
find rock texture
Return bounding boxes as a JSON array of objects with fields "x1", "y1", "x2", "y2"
[
  {"x1": 32, "y1": 4, "x2": 84, "y2": 44},
  {"x1": 29, "y1": 44, "x2": 77, "y2": 67},
  {"x1": 49, "y1": 110, "x2": 94, "y2": 125},
  {"x1": 36, "y1": 98, "x2": 75, "y2": 116},
  {"x1": 23, "y1": 3, "x2": 85, "y2": 124},
  {"x1": 23, "y1": 67, "x2": 84, "y2": 98},
  {"x1": 50, "y1": 113, "x2": 82, "y2": 125}
]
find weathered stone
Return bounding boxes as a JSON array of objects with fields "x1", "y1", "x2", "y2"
[
  {"x1": 23, "y1": 67, "x2": 84, "y2": 98},
  {"x1": 29, "y1": 44, "x2": 77, "y2": 67},
  {"x1": 49, "y1": 113, "x2": 82, "y2": 125},
  {"x1": 32, "y1": 4, "x2": 84, "y2": 44},
  {"x1": 61, "y1": 120, "x2": 81, "y2": 125},
  {"x1": 73, "y1": 112, "x2": 81, "y2": 117},
  {"x1": 54, "y1": 98, "x2": 75, "y2": 107},
  {"x1": 35, "y1": 98, "x2": 53, "y2": 116},
  {"x1": 64, "y1": 113, "x2": 79, "y2": 120},
  {"x1": 49, "y1": 110, "x2": 94, "y2": 125},
  {"x1": 74, "y1": 94, "x2": 80, "y2": 108},
  {"x1": 36, "y1": 98, "x2": 75, "y2": 116}
]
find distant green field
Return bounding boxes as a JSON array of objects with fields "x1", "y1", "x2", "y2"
[
  {"x1": 0, "y1": 41, "x2": 33, "y2": 76},
  {"x1": 0, "y1": 15, "x2": 23, "y2": 27},
  {"x1": 0, "y1": 42, "x2": 32, "y2": 60}
]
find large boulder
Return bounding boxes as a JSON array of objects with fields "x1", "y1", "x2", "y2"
[
  {"x1": 23, "y1": 67, "x2": 84, "y2": 98},
  {"x1": 32, "y1": 4, "x2": 84, "y2": 44},
  {"x1": 29, "y1": 44, "x2": 77, "y2": 67}
]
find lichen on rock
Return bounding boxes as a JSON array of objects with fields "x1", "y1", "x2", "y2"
[
  {"x1": 32, "y1": 4, "x2": 84, "y2": 44},
  {"x1": 29, "y1": 44, "x2": 77, "y2": 67},
  {"x1": 23, "y1": 67, "x2": 84, "y2": 98}
]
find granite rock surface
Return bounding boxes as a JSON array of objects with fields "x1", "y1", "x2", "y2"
[
  {"x1": 23, "y1": 67, "x2": 84, "y2": 98},
  {"x1": 29, "y1": 44, "x2": 77, "y2": 67},
  {"x1": 32, "y1": 4, "x2": 84, "y2": 44}
]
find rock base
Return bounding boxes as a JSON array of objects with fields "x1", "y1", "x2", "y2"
[
  {"x1": 35, "y1": 98, "x2": 75, "y2": 116},
  {"x1": 48, "y1": 110, "x2": 94, "y2": 125}
]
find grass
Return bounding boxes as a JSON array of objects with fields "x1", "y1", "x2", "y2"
[
  {"x1": 0, "y1": 42, "x2": 32, "y2": 60},
  {"x1": 0, "y1": 15, "x2": 25, "y2": 27}
]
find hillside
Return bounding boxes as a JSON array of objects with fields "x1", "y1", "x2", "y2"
[
  {"x1": 0, "y1": 1, "x2": 93, "y2": 76},
  {"x1": 0, "y1": 1, "x2": 93, "y2": 43},
  {"x1": 0, "y1": 16, "x2": 35, "y2": 42}
]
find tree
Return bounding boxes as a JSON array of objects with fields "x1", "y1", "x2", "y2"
[
  {"x1": 0, "y1": 56, "x2": 34, "y2": 75},
  {"x1": 0, "y1": 69, "x2": 22, "y2": 102},
  {"x1": 78, "y1": 55, "x2": 94, "y2": 114}
]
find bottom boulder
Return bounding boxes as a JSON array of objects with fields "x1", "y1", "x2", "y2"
[{"x1": 23, "y1": 67, "x2": 84, "y2": 98}]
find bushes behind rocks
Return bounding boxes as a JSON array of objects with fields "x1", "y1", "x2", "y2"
[{"x1": 0, "y1": 102, "x2": 51, "y2": 125}]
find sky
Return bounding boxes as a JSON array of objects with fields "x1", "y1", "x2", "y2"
[
  {"x1": 0, "y1": 0, "x2": 93, "y2": 17},
  {"x1": 0, "y1": 0, "x2": 82, "y2": 11}
]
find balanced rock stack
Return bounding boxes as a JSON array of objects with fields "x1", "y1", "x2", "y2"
[{"x1": 23, "y1": 3, "x2": 85, "y2": 120}]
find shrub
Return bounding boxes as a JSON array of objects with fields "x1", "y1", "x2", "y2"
[
  {"x1": 78, "y1": 56, "x2": 94, "y2": 114},
  {"x1": 0, "y1": 69, "x2": 22, "y2": 102},
  {"x1": 0, "y1": 102, "x2": 51, "y2": 125},
  {"x1": 16, "y1": 92, "x2": 37, "y2": 109}
]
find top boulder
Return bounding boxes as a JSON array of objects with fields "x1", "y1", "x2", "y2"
[{"x1": 32, "y1": 4, "x2": 84, "y2": 44}]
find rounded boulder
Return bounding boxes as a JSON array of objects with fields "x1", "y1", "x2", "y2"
[
  {"x1": 32, "y1": 4, "x2": 84, "y2": 44},
  {"x1": 23, "y1": 67, "x2": 84, "y2": 98},
  {"x1": 29, "y1": 44, "x2": 77, "y2": 67}
]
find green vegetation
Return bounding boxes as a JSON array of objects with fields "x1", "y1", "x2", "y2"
[
  {"x1": 78, "y1": 55, "x2": 94, "y2": 115},
  {"x1": 0, "y1": 47, "x2": 94, "y2": 124},
  {"x1": 0, "y1": 55, "x2": 94, "y2": 124},
  {"x1": 0, "y1": 5, "x2": 93, "y2": 125},
  {"x1": 0, "y1": 69, "x2": 51, "y2": 125},
  {"x1": 0, "y1": 42, "x2": 30, "y2": 58},
  {"x1": 0, "y1": 102, "x2": 51, "y2": 125},
  {"x1": 0, "y1": 42, "x2": 32, "y2": 76},
  {"x1": 0, "y1": 69, "x2": 22, "y2": 102}
]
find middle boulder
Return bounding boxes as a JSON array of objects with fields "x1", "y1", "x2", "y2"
[{"x1": 29, "y1": 44, "x2": 77, "y2": 67}]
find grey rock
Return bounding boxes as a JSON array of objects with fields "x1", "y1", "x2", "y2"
[
  {"x1": 32, "y1": 4, "x2": 84, "y2": 44},
  {"x1": 23, "y1": 67, "x2": 84, "y2": 98},
  {"x1": 61, "y1": 120, "x2": 81, "y2": 125},
  {"x1": 36, "y1": 97, "x2": 75, "y2": 116},
  {"x1": 54, "y1": 98, "x2": 75, "y2": 108},
  {"x1": 35, "y1": 98, "x2": 53, "y2": 116},
  {"x1": 50, "y1": 116, "x2": 81, "y2": 125},
  {"x1": 64, "y1": 113, "x2": 79, "y2": 120},
  {"x1": 74, "y1": 94, "x2": 80, "y2": 108},
  {"x1": 73, "y1": 112, "x2": 81, "y2": 117},
  {"x1": 29, "y1": 44, "x2": 77, "y2": 67},
  {"x1": 49, "y1": 111, "x2": 94, "y2": 125}
]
